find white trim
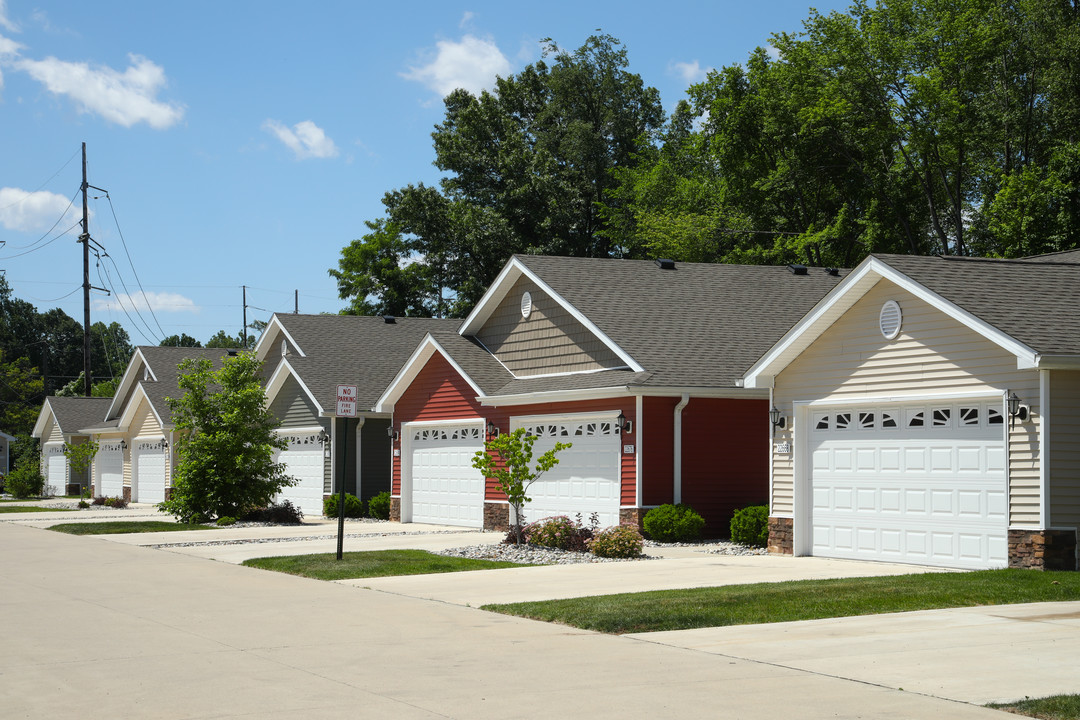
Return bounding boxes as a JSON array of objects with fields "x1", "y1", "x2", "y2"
[
  {"x1": 1040, "y1": 369, "x2": 1050, "y2": 529},
  {"x1": 509, "y1": 365, "x2": 634, "y2": 381},
  {"x1": 264, "y1": 358, "x2": 325, "y2": 416},
  {"x1": 399, "y1": 417, "x2": 486, "y2": 525},
  {"x1": 768, "y1": 387, "x2": 775, "y2": 517},
  {"x1": 116, "y1": 384, "x2": 167, "y2": 434},
  {"x1": 673, "y1": 394, "x2": 690, "y2": 505},
  {"x1": 793, "y1": 401, "x2": 812, "y2": 556},
  {"x1": 32, "y1": 398, "x2": 55, "y2": 438},
  {"x1": 105, "y1": 348, "x2": 156, "y2": 421},
  {"x1": 803, "y1": 389, "x2": 1004, "y2": 407},
  {"x1": 274, "y1": 425, "x2": 325, "y2": 435},
  {"x1": 635, "y1": 394, "x2": 643, "y2": 508},
  {"x1": 1034, "y1": 355, "x2": 1080, "y2": 370},
  {"x1": 458, "y1": 257, "x2": 645, "y2": 373},
  {"x1": 510, "y1": 409, "x2": 621, "y2": 426},
  {"x1": 629, "y1": 386, "x2": 770, "y2": 399},
  {"x1": 743, "y1": 256, "x2": 1041, "y2": 387},
  {"x1": 375, "y1": 334, "x2": 486, "y2": 413},
  {"x1": 478, "y1": 386, "x2": 633, "y2": 406},
  {"x1": 253, "y1": 314, "x2": 307, "y2": 362}
]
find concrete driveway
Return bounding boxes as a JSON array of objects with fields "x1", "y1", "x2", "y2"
[{"x1": 0, "y1": 521, "x2": 1015, "y2": 719}]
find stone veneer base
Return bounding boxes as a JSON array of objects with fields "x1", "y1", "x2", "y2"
[
  {"x1": 483, "y1": 502, "x2": 509, "y2": 532},
  {"x1": 768, "y1": 516, "x2": 793, "y2": 555},
  {"x1": 389, "y1": 496, "x2": 401, "y2": 522},
  {"x1": 1009, "y1": 529, "x2": 1078, "y2": 570},
  {"x1": 620, "y1": 507, "x2": 646, "y2": 529}
]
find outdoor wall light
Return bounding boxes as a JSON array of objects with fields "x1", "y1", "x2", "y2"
[
  {"x1": 616, "y1": 411, "x2": 632, "y2": 435},
  {"x1": 1007, "y1": 392, "x2": 1029, "y2": 427},
  {"x1": 161, "y1": 437, "x2": 169, "y2": 449},
  {"x1": 119, "y1": 440, "x2": 127, "y2": 451},
  {"x1": 387, "y1": 426, "x2": 399, "y2": 441},
  {"x1": 317, "y1": 430, "x2": 329, "y2": 445},
  {"x1": 486, "y1": 420, "x2": 499, "y2": 439},
  {"x1": 770, "y1": 406, "x2": 787, "y2": 435}
]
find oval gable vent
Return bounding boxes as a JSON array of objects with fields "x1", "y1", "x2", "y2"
[
  {"x1": 520, "y1": 291, "x2": 533, "y2": 319},
  {"x1": 879, "y1": 300, "x2": 902, "y2": 339}
]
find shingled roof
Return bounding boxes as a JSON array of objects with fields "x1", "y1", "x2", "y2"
[
  {"x1": 37, "y1": 396, "x2": 112, "y2": 437},
  {"x1": 874, "y1": 253, "x2": 1080, "y2": 357},
  {"x1": 504, "y1": 256, "x2": 847, "y2": 389}
]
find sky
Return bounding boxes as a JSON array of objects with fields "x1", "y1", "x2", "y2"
[{"x1": 0, "y1": 0, "x2": 853, "y2": 350}]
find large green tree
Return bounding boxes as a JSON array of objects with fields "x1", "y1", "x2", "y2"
[
  {"x1": 332, "y1": 34, "x2": 665, "y2": 318},
  {"x1": 161, "y1": 352, "x2": 294, "y2": 522}
]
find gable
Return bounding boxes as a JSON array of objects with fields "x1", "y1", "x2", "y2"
[
  {"x1": 394, "y1": 353, "x2": 484, "y2": 424},
  {"x1": 269, "y1": 374, "x2": 321, "y2": 428},
  {"x1": 474, "y1": 274, "x2": 625, "y2": 377}
]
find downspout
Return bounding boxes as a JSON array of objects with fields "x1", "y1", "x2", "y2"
[
  {"x1": 354, "y1": 417, "x2": 365, "y2": 498},
  {"x1": 673, "y1": 394, "x2": 690, "y2": 505}
]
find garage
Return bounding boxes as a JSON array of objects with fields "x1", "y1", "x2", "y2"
[
  {"x1": 806, "y1": 399, "x2": 1008, "y2": 570},
  {"x1": 97, "y1": 443, "x2": 124, "y2": 498},
  {"x1": 275, "y1": 431, "x2": 326, "y2": 517},
  {"x1": 513, "y1": 414, "x2": 621, "y2": 528},
  {"x1": 406, "y1": 423, "x2": 485, "y2": 527},
  {"x1": 132, "y1": 438, "x2": 167, "y2": 504},
  {"x1": 44, "y1": 443, "x2": 67, "y2": 496}
]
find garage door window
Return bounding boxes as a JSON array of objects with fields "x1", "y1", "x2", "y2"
[
  {"x1": 411, "y1": 426, "x2": 481, "y2": 442},
  {"x1": 521, "y1": 420, "x2": 616, "y2": 438}
]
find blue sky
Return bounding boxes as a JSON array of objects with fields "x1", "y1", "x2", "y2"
[{"x1": 0, "y1": 0, "x2": 851, "y2": 349}]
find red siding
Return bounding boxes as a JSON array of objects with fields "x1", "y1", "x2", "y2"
[
  {"x1": 680, "y1": 398, "x2": 768, "y2": 537},
  {"x1": 641, "y1": 396, "x2": 676, "y2": 506}
]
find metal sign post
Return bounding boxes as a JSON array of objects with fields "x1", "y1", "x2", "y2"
[{"x1": 335, "y1": 385, "x2": 358, "y2": 561}]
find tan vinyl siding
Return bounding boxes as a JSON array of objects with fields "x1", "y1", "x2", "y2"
[
  {"x1": 1049, "y1": 370, "x2": 1080, "y2": 528},
  {"x1": 771, "y1": 279, "x2": 1042, "y2": 527},
  {"x1": 45, "y1": 417, "x2": 63, "y2": 444},
  {"x1": 475, "y1": 275, "x2": 624, "y2": 376}
]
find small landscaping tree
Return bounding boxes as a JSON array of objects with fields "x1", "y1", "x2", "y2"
[
  {"x1": 472, "y1": 428, "x2": 571, "y2": 545},
  {"x1": 160, "y1": 352, "x2": 295, "y2": 522},
  {"x1": 62, "y1": 440, "x2": 99, "y2": 477}
]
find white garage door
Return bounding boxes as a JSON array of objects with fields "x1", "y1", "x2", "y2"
[
  {"x1": 275, "y1": 432, "x2": 326, "y2": 517},
  {"x1": 133, "y1": 438, "x2": 167, "y2": 504},
  {"x1": 513, "y1": 415, "x2": 621, "y2": 529},
  {"x1": 408, "y1": 423, "x2": 484, "y2": 527},
  {"x1": 44, "y1": 443, "x2": 67, "y2": 496},
  {"x1": 97, "y1": 444, "x2": 124, "y2": 498},
  {"x1": 808, "y1": 400, "x2": 1007, "y2": 570}
]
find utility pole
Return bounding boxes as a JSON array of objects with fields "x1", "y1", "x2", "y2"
[
  {"x1": 242, "y1": 285, "x2": 247, "y2": 348},
  {"x1": 79, "y1": 143, "x2": 91, "y2": 397}
]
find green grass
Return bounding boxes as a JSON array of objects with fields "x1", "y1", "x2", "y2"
[
  {"x1": 483, "y1": 569, "x2": 1080, "y2": 634},
  {"x1": 0, "y1": 505, "x2": 79, "y2": 513},
  {"x1": 48, "y1": 521, "x2": 213, "y2": 535},
  {"x1": 987, "y1": 694, "x2": 1080, "y2": 719},
  {"x1": 243, "y1": 549, "x2": 530, "y2": 581}
]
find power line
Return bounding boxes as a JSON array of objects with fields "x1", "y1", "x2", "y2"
[
  {"x1": 0, "y1": 147, "x2": 81, "y2": 214},
  {"x1": 0, "y1": 220, "x2": 81, "y2": 259},
  {"x1": 100, "y1": 193, "x2": 167, "y2": 339},
  {"x1": 2, "y1": 189, "x2": 80, "y2": 250},
  {"x1": 96, "y1": 255, "x2": 160, "y2": 345}
]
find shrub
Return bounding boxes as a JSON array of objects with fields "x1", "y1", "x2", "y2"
[
  {"x1": 242, "y1": 500, "x2": 303, "y2": 524},
  {"x1": 368, "y1": 491, "x2": 391, "y2": 520},
  {"x1": 642, "y1": 503, "x2": 706, "y2": 543},
  {"x1": 92, "y1": 496, "x2": 106, "y2": 506},
  {"x1": 730, "y1": 505, "x2": 769, "y2": 547},
  {"x1": 588, "y1": 524, "x2": 644, "y2": 558},
  {"x1": 525, "y1": 516, "x2": 591, "y2": 552},
  {"x1": 104, "y1": 496, "x2": 129, "y2": 509},
  {"x1": 323, "y1": 493, "x2": 365, "y2": 519},
  {"x1": 6, "y1": 464, "x2": 45, "y2": 499},
  {"x1": 216, "y1": 516, "x2": 237, "y2": 526},
  {"x1": 77, "y1": 500, "x2": 90, "y2": 509}
]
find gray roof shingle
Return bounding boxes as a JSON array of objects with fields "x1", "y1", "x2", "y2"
[{"x1": 44, "y1": 396, "x2": 112, "y2": 435}]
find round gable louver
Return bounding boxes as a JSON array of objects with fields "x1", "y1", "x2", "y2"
[
  {"x1": 879, "y1": 300, "x2": 902, "y2": 339},
  {"x1": 520, "y1": 291, "x2": 533, "y2": 319}
]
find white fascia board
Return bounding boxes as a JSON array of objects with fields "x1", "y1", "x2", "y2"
[
  {"x1": 31, "y1": 399, "x2": 54, "y2": 438},
  {"x1": 627, "y1": 386, "x2": 771, "y2": 400},
  {"x1": 375, "y1": 334, "x2": 486, "y2": 413},
  {"x1": 105, "y1": 348, "x2": 150, "y2": 420},
  {"x1": 1034, "y1": 355, "x2": 1080, "y2": 370},
  {"x1": 254, "y1": 314, "x2": 307, "y2": 362},
  {"x1": 264, "y1": 358, "x2": 324, "y2": 416},
  {"x1": 0, "y1": 430, "x2": 15, "y2": 441},
  {"x1": 742, "y1": 256, "x2": 1041, "y2": 387},
  {"x1": 116, "y1": 384, "x2": 166, "y2": 435},
  {"x1": 458, "y1": 257, "x2": 645, "y2": 373},
  {"x1": 479, "y1": 386, "x2": 633, "y2": 406}
]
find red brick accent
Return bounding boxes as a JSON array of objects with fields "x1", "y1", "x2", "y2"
[
  {"x1": 620, "y1": 507, "x2": 646, "y2": 529},
  {"x1": 484, "y1": 502, "x2": 509, "y2": 531},
  {"x1": 389, "y1": 496, "x2": 401, "y2": 522},
  {"x1": 164, "y1": 487, "x2": 173, "y2": 501},
  {"x1": 768, "y1": 516, "x2": 793, "y2": 555},
  {"x1": 1009, "y1": 529, "x2": 1078, "y2": 570},
  {"x1": 122, "y1": 486, "x2": 131, "y2": 502}
]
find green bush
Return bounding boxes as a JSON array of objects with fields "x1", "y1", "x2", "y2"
[
  {"x1": 323, "y1": 493, "x2": 365, "y2": 519},
  {"x1": 642, "y1": 503, "x2": 706, "y2": 543},
  {"x1": 525, "y1": 516, "x2": 590, "y2": 552},
  {"x1": 103, "y1": 496, "x2": 129, "y2": 509},
  {"x1": 588, "y1": 524, "x2": 644, "y2": 558},
  {"x1": 216, "y1": 516, "x2": 237, "y2": 526},
  {"x1": 730, "y1": 505, "x2": 769, "y2": 547},
  {"x1": 368, "y1": 491, "x2": 391, "y2": 520},
  {"x1": 6, "y1": 464, "x2": 45, "y2": 499},
  {"x1": 242, "y1": 500, "x2": 304, "y2": 524},
  {"x1": 77, "y1": 500, "x2": 90, "y2": 509}
]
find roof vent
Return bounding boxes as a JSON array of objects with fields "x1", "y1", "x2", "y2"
[
  {"x1": 824, "y1": 267, "x2": 839, "y2": 276},
  {"x1": 879, "y1": 300, "x2": 902, "y2": 340},
  {"x1": 383, "y1": 315, "x2": 396, "y2": 324},
  {"x1": 227, "y1": 349, "x2": 239, "y2": 357},
  {"x1": 655, "y1": 258, "x2": 676, "y2": 270},
  {"x1": 788, "y1": 264, "x2": 808, "y2": 275}
]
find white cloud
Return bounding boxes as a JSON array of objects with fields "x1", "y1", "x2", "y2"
[
  {"x1": 15, "y1": 53, "x2": 184, "y2": 129},
  {"x1": 0, "y1": 0, "x2": 19, "y2": 32},
  {"x1": 459, "y1": 11, "x2": 473, "y2": 29},
  {"x1": 670, "y1": 60, "x2": 712, "y2": 85},
  {"x1": 0, "y1": 187, "x2": 79, "y2": 232},
  {"x1": 262, "y1": 119, "x2": 339, "y2": 160},
  {"x1": 93, "y1": 291, "x2": 198, "y2": 314},
  {"x1": 402, "y1": 34, "x2": 510, "y2": 97}
]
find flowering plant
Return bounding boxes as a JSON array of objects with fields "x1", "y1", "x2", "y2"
[{"x1": 587, "y1": 524, "x2": 644, "y2": 558}]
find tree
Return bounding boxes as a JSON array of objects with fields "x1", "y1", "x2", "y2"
[
  {"x1": 160, "y1": 352, "x2": 294, "y2": 522},
  {"x1": 333, "y1": 33, "x2": 665, "y2": 318},
  {"x1": 63, "y1": 440, "x2": 99, "y2": 476},
  {"x1": 0, "y1": 354, "x2": 44, "y2": 436},
  {"x1": 54, "y1": 372, "x2": 121, "y2": 398},
  {"x1": 160, "y1": 334, "x2": 201, "y2": 348},
  {"x1": 471, "y1": 428, "x2": 571, "y2": 545},
  {"x1": 206, "y1": 330, "x2": 252, "y2": 349}
]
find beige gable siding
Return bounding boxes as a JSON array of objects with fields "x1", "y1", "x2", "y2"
[
  {"x1": 45, "y1": 416, "x2": 63, "y2": 444},
  {"x1": 771, "y1": 279, "x2": 1041, "y2": 528},
  {"x1": 475, "y1": 275, "x2": 624, "y2": 377},
  {"x1": 1049, "y1": 370, "x2": 1080, "y2": 528},
  {"x1": 133, "y1": 397, "x2": 162, "y2": 439}
]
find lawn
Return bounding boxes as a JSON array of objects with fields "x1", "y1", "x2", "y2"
[
  {"x1": 0, "y1": 505, "x2": 79, "y2": 513},
  {"x1": 988, "y1": 694, "x2": 1080, "y2": 719},
  {"x1": 49, "y1": 521, "x2": 213, "y2": 535},
  {"x1": 483, "y1": 569, "x2": 1080, "y2": 634},
  {"x1": 243, "y1": 549, "x2": 530, "y2": 581}
]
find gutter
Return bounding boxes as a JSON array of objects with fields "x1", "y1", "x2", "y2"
[{"x1": 673, "y1": 394, "x2": 690, "y2": 504}]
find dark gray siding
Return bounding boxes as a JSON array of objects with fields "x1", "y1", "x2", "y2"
[
  {"x1": 269, "y1": 375, "x2": 320, "y2": 429},
  {"x1": 359, "y1": 418, "x2": 391, "y2": 502}
]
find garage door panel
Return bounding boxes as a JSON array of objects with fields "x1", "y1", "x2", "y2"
[
  {"x1": 98, "y1": 446, "x2": 123, "y2": 498},
  {"x1": 409, "y1": 424, "x2": 484, "y2": 528},
  {"x1": 809, "y1": 400, "x2": 1006, "y2": 570},
  {"x1": 45, "y1": 444, "x2": 66, "y2": 495},
  {"x1": 133, "y1": 440, "x2": 166, "y2": 504},
  {"x1": 275, "y1": 433, "x2": 325, "y2": 517}
]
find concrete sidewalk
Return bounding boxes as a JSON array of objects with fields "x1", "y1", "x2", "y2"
[{"x1": 1, "y1": 521, "x2": 1010, "y2": 719}]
